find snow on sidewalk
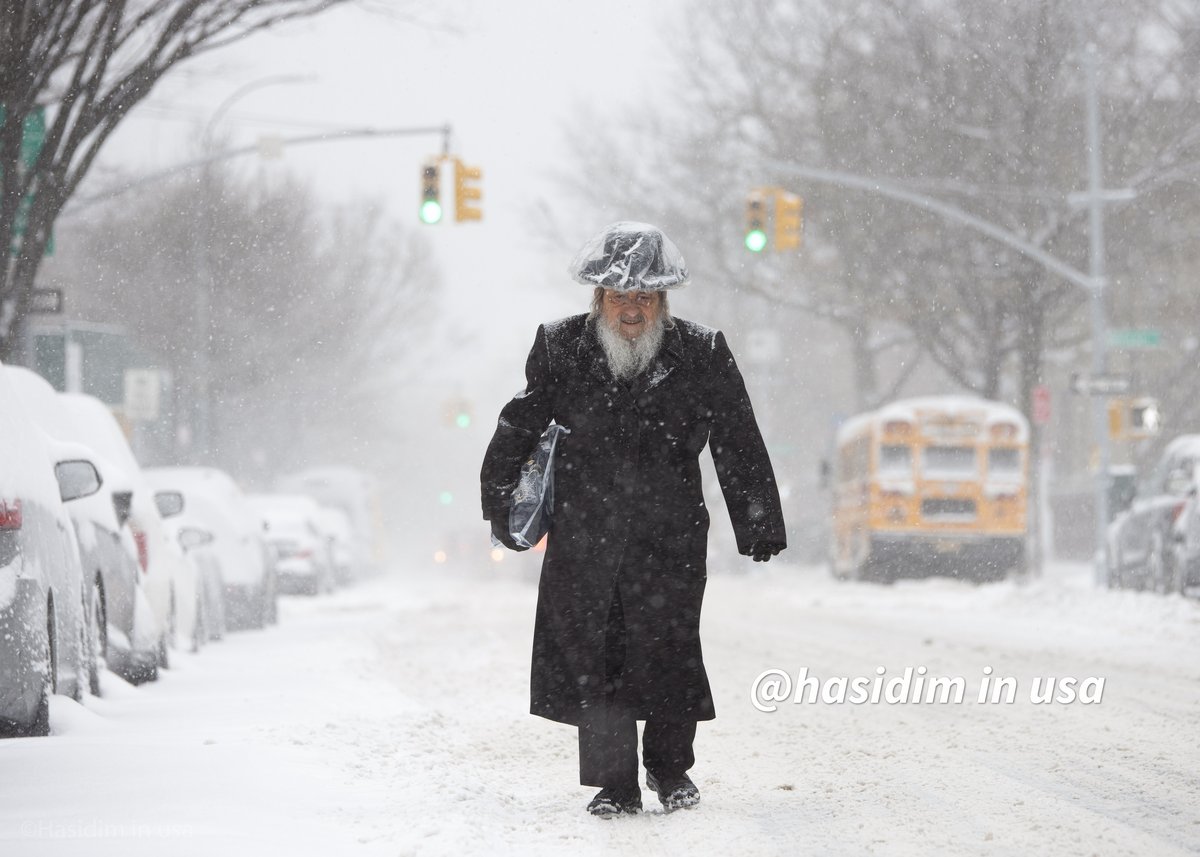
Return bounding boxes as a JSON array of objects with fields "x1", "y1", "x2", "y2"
[{"x1": 0, "y1": 560, "x2": 1197, "y2": 856}]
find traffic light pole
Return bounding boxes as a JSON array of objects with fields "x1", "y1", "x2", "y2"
[
  {"x1": 1082, "y1": 42, "x2": 1113, "y2": 587},
  {"x1": 65, "y1": 124, "x2": 455, "y2": 213}
]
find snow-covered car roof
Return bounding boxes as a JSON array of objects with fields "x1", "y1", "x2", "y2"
[
  {"x1": 5, "y1": 365, "x2": 81, "y2": 441},
  {"x1": 57, "y1": 393, "x2": 142, "y2": 477},
  {"x1": 247, "y1": 493, "x2": 324, "y2": 525},
  {"x1": 0, "y1": 364, "x2": 64, "y2": 512},
  {"x1": 146, "y1": 466, "x2": 244, "y2": 502},
  {"x1": 836, "y1": 395, "x2": 1029, "y2": 446},
  {"x1": 1162, "y1": 434, "x2": 1200, "y2": 461}
]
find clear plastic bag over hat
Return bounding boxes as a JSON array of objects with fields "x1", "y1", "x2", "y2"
[{"x1": 568, "y1": 221, "x2": 690, "y2": 292}]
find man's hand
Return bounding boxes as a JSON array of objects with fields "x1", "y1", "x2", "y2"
[
  {"x1": 491, "y1": 518, "x2": 530, "y2": 552},
  {"x1": 748, "y1": 542, "x2": 784, "y2": 562}
]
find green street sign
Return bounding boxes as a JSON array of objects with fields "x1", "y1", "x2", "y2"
[
  {"x1": 21, "y1": 107, "x2": 45, "y2": 168},
  {"x1": 3, "y1": 104, "x2": 50, "y2": 256},
  {"x1": 0, "y1": 104, "x2": 45, "y2": 169},
  {"x1": 1108, "y1": 329, "x2": 1162, "y2": 350}
]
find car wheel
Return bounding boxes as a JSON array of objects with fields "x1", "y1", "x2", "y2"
[
  {"x1": 191, "y1": 591, "x2": 206, "y2": 654},
  {"x1": 87, "y1": 578, "x2": 105, "y2": 697},
  {"x1": 21, "y1": 599, "x2": 59, "y2": 736},
  {"x1": 1167, "y1": 545, "x2": 1187, "y2": 595},
  {"x1": 1148, "y1": 536, "x2": 1169, "y2": 594},
  {"x1": 211, "y1": 582, "x2": 226, "y2": 640},
  {"x1": 1106, "y1": 549, "x2": 1123, "y2": 589},
  {"x1": 159, "y1": 587, "x2": 176, "y2": 670}
]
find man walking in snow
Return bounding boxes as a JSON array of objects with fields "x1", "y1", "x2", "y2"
[{"x1": 481, "y1": 221, "x2": 786, "y2": 817}]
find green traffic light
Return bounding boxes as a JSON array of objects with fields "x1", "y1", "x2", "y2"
[
  {"x1": 744, "y1": 229, "x2": 767, "y2": 252},
  {"x1": 420, "y1": 199, "x2": 442, "y2": 224},
  {"x1": 438, "y1": 490, "x2": 454, "y2": 505},
  {"x1": 455, "y1": 413, "x2": 471, "y2": 429}
]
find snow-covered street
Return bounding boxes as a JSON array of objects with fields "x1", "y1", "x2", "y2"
[{"x1": 1, "y1": 558, "x2": 1197, "y2": 856}]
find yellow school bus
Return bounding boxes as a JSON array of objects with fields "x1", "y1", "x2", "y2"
[{"x1": 831, "y1": 396, "x2": 1029, "y2": 583}]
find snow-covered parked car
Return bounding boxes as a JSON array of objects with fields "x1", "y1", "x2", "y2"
[
  {"x1": 1107, "y1": 434, "x2": 1200, "y2": 591},
  {"x1": 247, "y1": 493, "x2": 335, "y2": 596},
  {"x1": 6, "y1": 367, "x2": 160, "y2": 685},
  {"x1": 0, "y1": 364, "x2": 94, "y2": 736},
  {"x1": 277, "y1": 467, "x2": 382, "y2": 575},
  {"x1": 1158, "y1": 462, "x2": 1200, "y2": 596},
  {"x1": 160, "y1": 518, "x2": 226, "y2": 646},
  {"x1": 56, "y1": 393, "x2": 199, "y2": 657},
  {"x1": 316, "y1": 504, "x2": 357, "y2": 586},
  {"x1": 47, "y1": 438, "x2": 160, "y2": 685},
  {"x1": 147, "y1": 468, "x2": 276, "y2": 630}
]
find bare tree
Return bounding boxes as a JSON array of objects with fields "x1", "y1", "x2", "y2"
[
  {"x1": 0, "y1": 0, "x2": 397, "y2": 361},
  {"x1": 57, "y1": 162, "x2": 440, "y2": 479}
]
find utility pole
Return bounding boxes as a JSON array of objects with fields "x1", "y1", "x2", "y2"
[{"x1": 1083, "y1": 42, "x2": 1113, "y2": 586}]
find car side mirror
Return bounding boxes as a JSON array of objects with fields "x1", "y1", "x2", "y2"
[
  {"x1": 112, "y1": 490, "x2": 133, "y2": 528},
  {"x1": 155, "y1": 491, "x2": 185, "y2": 519},
  {"x1": 178, "y1": 527, "x2": 213, "y2": 552},
  {"x1": 55, "y1": 459, "x2": 103, "y2": 503}
]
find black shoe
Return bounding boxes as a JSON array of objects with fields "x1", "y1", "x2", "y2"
[
  {"x1": 586, "y1": 785, "x2": 642, "y2": 818},
  {"x1": 645, "y1": 771, "x2": 700, "y2": 811}
]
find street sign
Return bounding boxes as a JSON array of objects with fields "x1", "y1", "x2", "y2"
[
  {"x1": 1070, "y1": 372, "x2": 1131, "y2": 396},
  {"x1": 1108, "y1": 328, "x2": 1162, "y2": 350},
  {"x1": 123, "y1": 369, "x2": 161, "y2": 421},
  {"x1": 1031, "y1": 385, "x2": 1051, "y2": 425},
  {"x1": 3, "y1": 105, "x2": 51, "y2": 257},
  {"x1": 1, "y1": 104, "x2": 45, "y2": 168},
  {"x1": 28, "y1": 288, "x2": 61, "y2": 314}
]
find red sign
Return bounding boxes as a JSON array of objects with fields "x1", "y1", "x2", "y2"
[{"x1": 1032, "y1": 385, "x2": 1051, "y2": 426}]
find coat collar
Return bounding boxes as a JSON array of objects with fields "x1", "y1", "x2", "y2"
[{"x1": 577, "y1": 316, "x2": 681, "y2": 397}]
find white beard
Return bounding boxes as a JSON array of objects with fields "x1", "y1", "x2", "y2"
[{"x1": 597, "y1": 314, "x2": 665, "y2": 381}]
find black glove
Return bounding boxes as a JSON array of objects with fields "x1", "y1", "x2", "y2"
[
  {"x1": 490, "y1": 518, "x2": 529, "y2": 552},
  {"x1": 748, "y1": 542, "x2": 784, "y2": 563}
]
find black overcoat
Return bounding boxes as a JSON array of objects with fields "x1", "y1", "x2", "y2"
[{"x1": 480, "y1": 313, "x2": 786, "y2": 726}]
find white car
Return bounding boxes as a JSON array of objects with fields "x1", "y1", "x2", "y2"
[
  {"x1": 6, "y1": 368, "x2": 160, "y2": 685},
  {"x1": 316, "y1": 505, "x2": 357, "y2": 586},
  {"x1": 276, "y1": 467, "x2": 382, "y2": 575},
  {"x1": 159, "y1": 518, "x2": 226, "y2": 646},
  {"x1": 0, "y1": 363, "x2": 94, "y2": 736},
  {"x1": 146, "y1": 468, "x2": 276, "y2": 630},
  {"x1": 247, "y1": 494, "x2": 335, "y2": 596},
  {"x1": 57, "y1": 393, "x2": 199, "y2": 656}
]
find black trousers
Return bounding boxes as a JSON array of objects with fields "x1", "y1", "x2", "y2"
[{"x1": 577, "y1": 587, "x2": 697, "y2": 788}]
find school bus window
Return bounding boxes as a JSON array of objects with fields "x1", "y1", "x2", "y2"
[
  {"x1": 879, "y1": 445, "x2": 912, "y2": 476},
  {"x1": 923, "y1": 445, "x2": 977, "y2": 476},
  {"x1": 988, "y1": 448, "x2": 1021, "y2": 476}
]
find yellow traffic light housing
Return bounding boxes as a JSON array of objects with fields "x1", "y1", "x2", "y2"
[
  {"x1": 775, "y1": 190, "x2": 803, "y2": 251},
  {"x1": 1107, "y1": 396, "x2": 1161, "y2": 441},
  {"x1": 454, "y1": 159, "x2": 482, "y2": 222},
  {"x1": 419, "y1": 160, "x2": 442, "y2": 224}
]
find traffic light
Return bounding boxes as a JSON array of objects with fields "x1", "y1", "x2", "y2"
[
  {"x1": 443, "y1": 397, "x2": 472, "y2": 428},
  {"x1": 419, "y1": 160, "x2": 442, "y2": 224},
  {"x1": 1107, "y1": 396, "x2": 1161, "y2": 440},
  {"x1": 454, "y1": 158, "x2": 482, "y2": 222},
  {"x1": 775, "y1": 190, "x2": 803, "y2": 251},
  {"x1": 745, "y1": 191, "x2": 768, "y2": 252}
]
